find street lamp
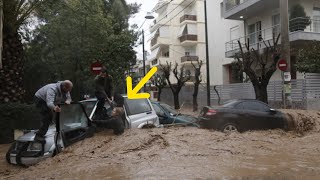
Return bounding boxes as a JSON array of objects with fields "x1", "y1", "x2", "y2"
[
  {"x1": 142, "y1": 12, "x2": 155, "y2": 92},
  {"x1": 204, "y1": 0, "x2": 211, "y2": 106}
]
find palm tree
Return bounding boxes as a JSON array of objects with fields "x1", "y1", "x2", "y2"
[{"x1": 0, "y1": 0, "x2": 47, "y2": 103}]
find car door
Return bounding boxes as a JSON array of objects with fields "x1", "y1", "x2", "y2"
[
  {"x1": 233, "y1": 102, "x2": 256, "y2": 130},
  {"x1": 241, "y1": 101, "x2": 272, "y2": 130},
  {"x1": 57, "y1": 103, "x2": 92, "y2": 148},
  {"x1": 123, "y1": 98, "x2": 159, "y2": 128}
]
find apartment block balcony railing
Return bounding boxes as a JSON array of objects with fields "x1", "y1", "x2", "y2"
[
  {"x1": 179, "y1": 34, "x2": 198, "y2": 43},
  {"x1": 151, "y1": 38, "x2": 157, "y2": 47},
  {"x1": 181, "y1": 55, "x2": 199, "y2": 63},
  {"x1": 225, "y1": 17, "x2": 320, "y2": 57},
  {"x1": 224, "y1": 0, "x2": 249, "y2": 12},
  {"x1": 151, "y1": 59, "x2": 158, "y2": 66},
  {"x1": 180, "y1": 15, "x2": 197, "y2": 23}
]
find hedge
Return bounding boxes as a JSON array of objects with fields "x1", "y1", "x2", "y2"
[{"x1": 0, "y1": 103, "x2": 41, "y2": 144}]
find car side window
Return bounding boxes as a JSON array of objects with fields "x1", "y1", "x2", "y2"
[
  {"x1": 241, "y1": 101, "x2": 269, "y2": 112},
  {"x1": 153, "y1": 104, "x2": 165, "y2": 116},
  {"x1": 234, "y1": 102, "x2": 244, "y2": 109}
]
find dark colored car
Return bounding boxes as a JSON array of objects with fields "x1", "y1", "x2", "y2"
[
  {"x1": 151, "y1": 102, "x2": 199, "y2": 127},
  {"x1": 198, "y1": 99, "x2": 287, "y2": 133}
]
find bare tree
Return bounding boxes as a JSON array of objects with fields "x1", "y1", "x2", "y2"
[
  {"x1": 160, "y1": 62, "x2": 190, "y2": 109},
  {"x1": 191, "y1": 60, "x2": 203, "y2": 112},
  {"x1": 235, "y1": 34, "x2": 281, "y2": 103},
  {"x1": 152, "y1": 73, "x2": 167, "y2": 101}
]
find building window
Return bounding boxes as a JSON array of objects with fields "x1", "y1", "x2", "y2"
[
  {"x1": 220, "y1": 2, "x2": 223, "y2": 18},
  {"x1": 163, "y1": 51, "x2": 169, "y2": 57},
  {"x1": 313, "y1": 7, "x2": 320, "y2": 32},
  {"x1": 272, "y1": 14, "x2": 280, "y2": 35}
]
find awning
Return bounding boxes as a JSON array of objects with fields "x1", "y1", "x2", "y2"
[
  {"x1": 148, "y1": 47, "x2": 160, "y2": 61},
  {"x1": 178, "y1": 24, "x2": 187, "y2": 37}
]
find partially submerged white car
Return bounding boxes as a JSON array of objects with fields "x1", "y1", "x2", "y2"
[{"x1": 6, "y1": 96, "x2": 159, "y2": 166}]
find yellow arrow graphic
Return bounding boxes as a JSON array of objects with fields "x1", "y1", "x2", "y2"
[{"x1": 127, "y1": 67, "x2": 158, "y2": 99}]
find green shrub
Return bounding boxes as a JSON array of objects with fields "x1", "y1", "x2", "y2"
[{"x1": 0, "y1": 103, "x2": 41, "y2": 130}]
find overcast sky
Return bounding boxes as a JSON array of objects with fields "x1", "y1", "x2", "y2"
[{"x1": 126, "y1": 0, "x2": 158, "y2": 60}]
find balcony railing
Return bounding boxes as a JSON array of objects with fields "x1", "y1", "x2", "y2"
[
  {"x1": 181, "y1": 55, "x2": 199, "y2": 63},
  {"x1": 180, "y1": 15, "x2": 197, "y2": 23},
  {"x1": 225, "y1": 17, "x2": 320, "y2": 55},
  {"x1": 151, "y1": 34, "x2": 160, "y2": 47},
  {"x1": 180, "y1": 35, "x2": 198, "y2": 43},
  {"x1": 224, "y1": 0, "x2": 249, "y2": 12},
  {"x1": 151, "y1": 59, "x2": 158, "y2": 66}
]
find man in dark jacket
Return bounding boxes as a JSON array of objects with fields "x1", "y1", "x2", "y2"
[
  {"x1": 34, "y1": 80, "x2": 73, "y2": 141},
  {"x1": 94, "y1": 68, "x2": 114, "y2": 119}
]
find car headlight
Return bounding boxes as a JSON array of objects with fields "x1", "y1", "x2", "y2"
[{"x1": 28, "y1": 142, "x2": 43, "y2": 151}]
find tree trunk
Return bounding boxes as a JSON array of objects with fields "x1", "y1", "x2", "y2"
[
  {"x1": 157, "y1": 88, "x2": 162, "y2": 101},
  {"x1": 253, "y1": 82, "x2": 268, "y2": 103},
  {"x1": 173, "y1": 92, "x2": 180, "y2": 109},
  {"x1": 193, "y1": 83, "x2": 199, "y2": 112},
  {"x1": 0, "y1": 30, "x2": 25, "y2": 103}
]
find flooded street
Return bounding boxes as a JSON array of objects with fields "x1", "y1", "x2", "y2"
[{"x1": 1, "y1": 110, "x2": 320, "y2": 179}]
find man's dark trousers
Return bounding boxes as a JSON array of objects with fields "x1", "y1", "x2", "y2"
[{"x1": 34, "y1": 96, "x2": 52, "y2": 137}]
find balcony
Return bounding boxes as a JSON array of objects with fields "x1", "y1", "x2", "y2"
[
  {"x1": 151, "y1": 34, "x2": 160, "y2": 47},
  {"x1": 150, "y1": 57, "x2": 171, "y2": 67},
  {"x1": 181, "y1": 55, "x2": 199, "y2": 63},
  {"x1": 150, "y1": 37, "x2": 170, "y2": 50},
  {"x1": 179, "y1": 35, "x2": 198, "y2": 46},
  {"x1": 180, "y1": 15, "x2": 197, "y2": 24},
  {"x1": 225, "y1": 18, "x2": 320, "y2": 57},
  {"x1": 223, "y1": 0, "x2": 278, "y2": 20}
]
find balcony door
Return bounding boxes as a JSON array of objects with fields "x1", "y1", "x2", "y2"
[{"x1": 248, "y1": 21, "x2": 261, "y2": 45}]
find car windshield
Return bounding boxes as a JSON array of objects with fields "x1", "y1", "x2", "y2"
[
  {"x1": 81, "y1": 101, "x2": 97, "y2": 117},
  {"x1": 222, "y1": 100, "x2": 238, "y2": 108},
  {"x1": 124, "y1": 98, "x2": 152, "y2": 116},
  {"x1": 59, "y1": 104, "x2": 88, "y2": 131},
  {"x1": 160, "y1": 104, "x2": 179, "y2": 116}
]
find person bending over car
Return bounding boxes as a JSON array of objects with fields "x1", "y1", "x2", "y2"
[
  {"x1": 92, "y1": 107, "x2": 125, "y2": 135},
  {"x1": 34, "y1": 80, "x2": 73, "y2": 142}
]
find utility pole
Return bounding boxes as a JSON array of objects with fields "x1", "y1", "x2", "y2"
[
  {"x1": 280, "y1": 0, "x2": 291, "y2": 108},
  {"x1": 204, "y1": 0, "x2": 211, "y2": 106},
  {"x1": 0, "y1": 0, "x2": 3, "y2": 69},
  {"x1": 142, "y1": 29, "x2": 146, "y2": 92}
]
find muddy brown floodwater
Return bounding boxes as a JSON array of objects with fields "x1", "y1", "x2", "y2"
[{"x1": 1, "y1": 109, "x2": 320, "y2": 180}]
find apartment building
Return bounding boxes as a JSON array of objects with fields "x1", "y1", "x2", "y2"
[
  {"x1": 222, "y1": 0, "x2": 320, "y2": 82},
  {"x1": 147, "y1": 0, "x2": 206, "y2": 83}
]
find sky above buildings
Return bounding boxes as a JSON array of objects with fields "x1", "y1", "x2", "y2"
[{"x1": 126, "y1": 0, "x2": 158, "y2": 60}]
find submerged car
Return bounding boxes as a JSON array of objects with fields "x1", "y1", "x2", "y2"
[
  {"x1": 81, "y1": 96, "x2": 160, "y2": 129},
  {"x1": 6, "y1": 96, "x2": 159, "y2": 166},
  {"x1": 6, "y1": 103, "x2": 94, "y2": 166},
  {"x1": 151, "y1": 102, "x2": 199, "y2": 127},
  {"x1": 198, "y1": 99, "x2": 287, "y2": 133}
]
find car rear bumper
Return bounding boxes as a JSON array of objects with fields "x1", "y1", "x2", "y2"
[{"x1": 198, "y1": 117, "x2": 222, "y2": 130}]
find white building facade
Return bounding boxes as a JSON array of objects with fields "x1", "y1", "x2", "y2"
[
  {"x1": 148, "y1": 0, "x2": 207, "y2": 84},
  {"x1": 221, "y1": 0, "x2": 320, "y2": 83}
]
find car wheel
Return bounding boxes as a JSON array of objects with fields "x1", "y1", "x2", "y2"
[
  {"x1": 142, "y1": 124, "x2": 156, "y2": 129},
  {"x1": 222, "y1": 123, "x2": 238, "y2": 133},
  {"x1": 6, "y1": 142, "x2": 16, "y2": 164}
]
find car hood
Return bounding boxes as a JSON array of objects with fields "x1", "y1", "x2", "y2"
[
  {"x1": 17, "y1": 125, "x2": 56, "y2": 142},
  {"x1": 173, "y1": 114, "x2": 199, "y2": 126}
]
